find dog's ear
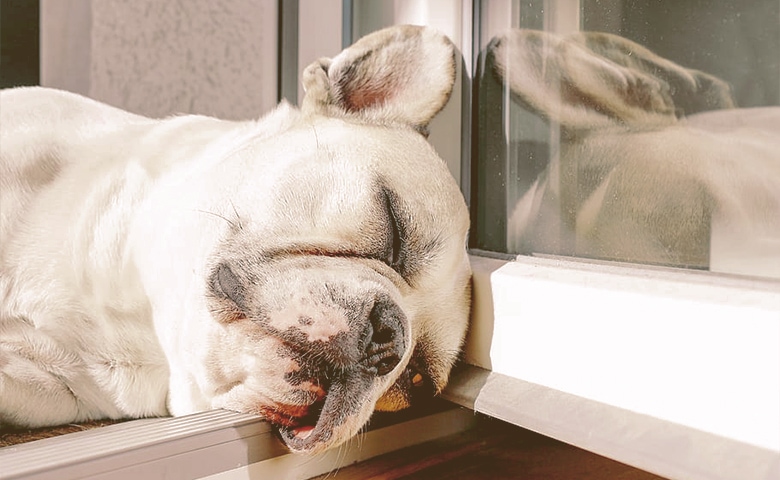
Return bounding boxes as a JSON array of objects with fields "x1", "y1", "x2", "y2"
[
  {"x1": 301, "y1": 25, "x2": 456, "y2": 132},
  {"x1": 489, "y1": 29, "x2": 733, "y2": 130}
]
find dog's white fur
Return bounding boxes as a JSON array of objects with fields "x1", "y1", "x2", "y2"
[
  {"x1": 490, "y1": 30, "x2": 780, "y2": 275},
  {"x1": 0, "y1": 25, "x2": 471, "y2": 453}
]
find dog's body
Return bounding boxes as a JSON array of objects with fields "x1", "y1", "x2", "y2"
[
  {"x1": 490, "y1": 30, "x2": 780, "y2": 276},
  {"x1": 0, "y1": 26, "x2": 471, "y2": 453}
]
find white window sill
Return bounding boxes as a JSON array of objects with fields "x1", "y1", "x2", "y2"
[
  {"x1": 0, "y1": 404, "x2": 475, "y2": 479},
  {"x1": 447, "y1": 252, "x2": 780, "y2": 480}
]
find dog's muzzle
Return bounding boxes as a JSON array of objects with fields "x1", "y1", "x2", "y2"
[
  {"x1": 208, "y1": 260, "x2": 410, "y2": 452},
  {"x1": 276, "y1": 293, "x2": 408, "y2": 451}
]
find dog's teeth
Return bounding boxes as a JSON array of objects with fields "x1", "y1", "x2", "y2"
[{"x1": 292, "y1": 425, "x2": 315, "y2": 439}]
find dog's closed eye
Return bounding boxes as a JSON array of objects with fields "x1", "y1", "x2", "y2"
[
  {"x1": 383, "y1": 189, "x2": 404, "y2": 271},
  {"x1": 210, "y1": 262, "x2": 247, "y2": 311},
  {"x1": 377, "y1": 184, "x2": 444, "y2": 283}
]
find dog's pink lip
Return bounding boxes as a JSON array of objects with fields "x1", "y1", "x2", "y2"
[
  {"x1": 260, "y1": 394, "x2": 327, "y2": 430},
  {"x1": 292, "y1": 425, "x2": 315, "y2": 439},
  {"x1": 259, "y1": 404, "x2": 311, "y2": 428}
]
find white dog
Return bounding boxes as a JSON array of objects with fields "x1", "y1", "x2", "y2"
[
  {"x1": 0, "y1": 25, "x2": 471, "y2": 453},
  {"x1": 488, "y1": 30, "x2": 780, "y2": 277}
]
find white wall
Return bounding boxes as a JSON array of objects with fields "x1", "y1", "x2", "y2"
[{"x1": 41, "y1": 0, "x2": 278, "y2": 120}]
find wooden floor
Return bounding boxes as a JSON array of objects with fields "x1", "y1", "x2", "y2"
[{"x1": 312, "y1": 415, "x2": 668, "y2": 480}]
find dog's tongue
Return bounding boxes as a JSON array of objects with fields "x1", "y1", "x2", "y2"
[{"x1": 280, "y1": 368, "x2": 374, "y2": 452}]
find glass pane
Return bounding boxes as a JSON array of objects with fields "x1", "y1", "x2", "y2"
[{"x1": 472, "y1": 0, "x2": 780, "y2": 279}]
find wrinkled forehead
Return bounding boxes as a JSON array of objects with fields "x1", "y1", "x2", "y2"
[{"x1": 267, "y1": 118, "x2": 465, "y2": 214}]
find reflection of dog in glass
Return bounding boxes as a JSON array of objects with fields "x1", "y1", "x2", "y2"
[
  {"x1": 0, "y1": 25, "x2": 471, "y2": 453},
  {"x1": 490, "y1": 30, "x2": 780, "y2": 276}
]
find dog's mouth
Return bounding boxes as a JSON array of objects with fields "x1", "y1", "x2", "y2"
[
  {"x1": 275, "y1": 397, "x2": 325, "y2": 440},
  {"x1": 273, "y1": 366, "x2": 378, "y2": 453},
  {"x1": 259, "y1": 398, "x2": 325, "y2": 431}
]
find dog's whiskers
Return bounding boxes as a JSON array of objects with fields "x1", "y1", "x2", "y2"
[
  {"x1": 228, "y1": 200, "x2": 244, "y2": 230},
  {"x1": 311, "y1": 125, "x2": 320, "y2": 150},
  {"x1": 194, "y1": 209, "x2": 239, "y2": 230},
  {"x1": 330, "y1": 437, "x2": 352, "y2": 476}
]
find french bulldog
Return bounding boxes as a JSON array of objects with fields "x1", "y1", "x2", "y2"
[
  {"x1": 487, "y1": 29, "x2": 780, "y2": 276},
  {"x1": 0, "y1": 25, "x2": 471, "y2": 453}
]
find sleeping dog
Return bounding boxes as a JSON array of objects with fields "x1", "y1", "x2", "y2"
[
  {"x1": 0, "y1": 25, "x2": 471, "y2": 453},
  {"x1": 489, "y1": 30, "x2": 780, "y2": 276}
]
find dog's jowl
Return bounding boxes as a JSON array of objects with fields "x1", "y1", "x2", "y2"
[{"x1": 0, "y1": 25, "x2": 471, "y2": 453}]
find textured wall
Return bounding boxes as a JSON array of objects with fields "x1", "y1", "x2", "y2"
[{"x1": 42, "y1": 0, "x2": 278, "y2": 120}]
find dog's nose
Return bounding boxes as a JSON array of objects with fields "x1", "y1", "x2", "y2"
[{"x1": 361, "y1": 297, "x2": 406, "y2": 376}]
